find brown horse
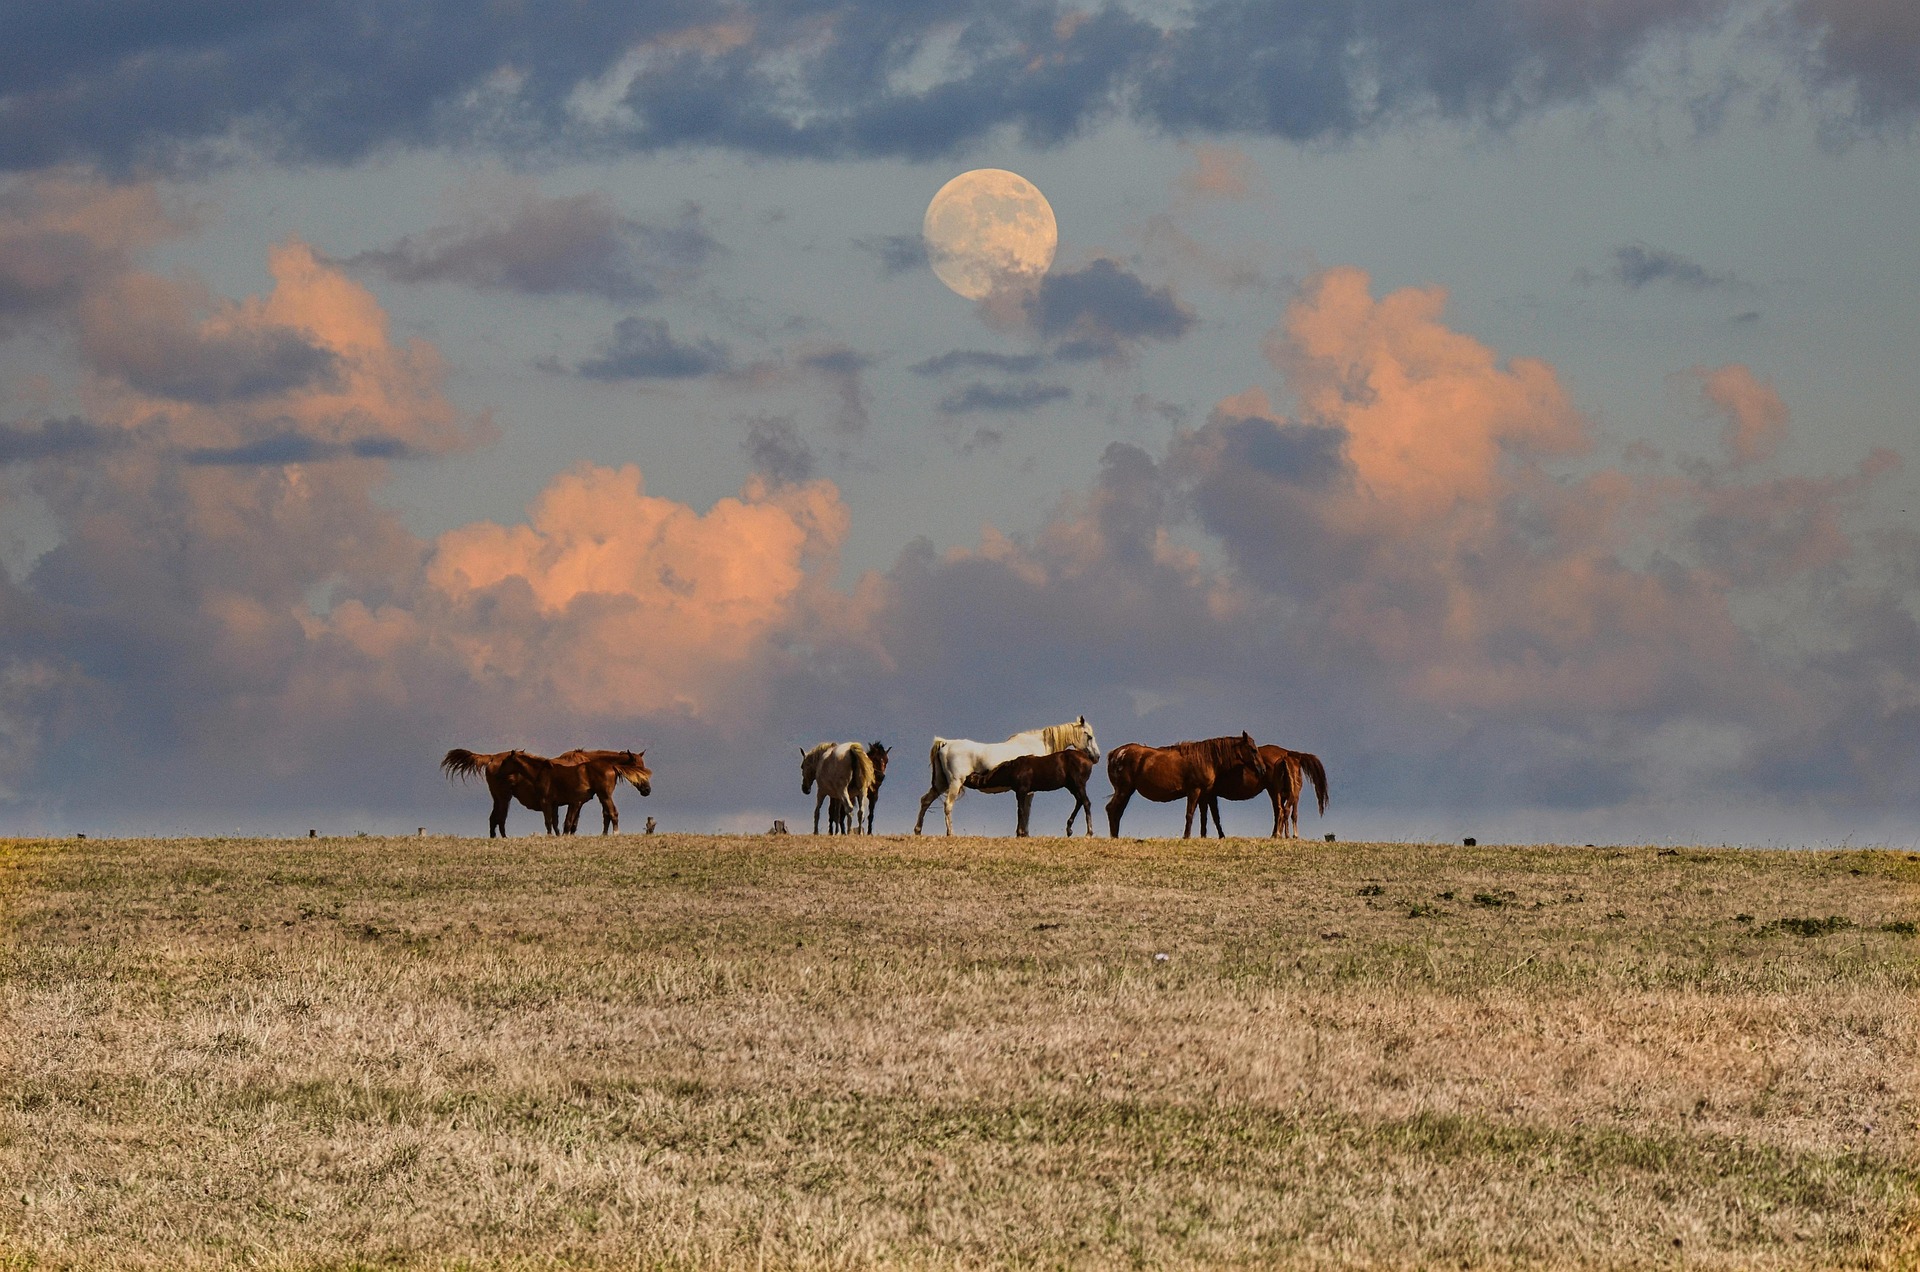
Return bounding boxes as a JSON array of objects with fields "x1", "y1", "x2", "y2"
[
  {"x1": 1203, "y1": 745, "x2": 1329, "y2": 838},
  {"x1": 965, "y1": 748, "x2": 1096, "y2": 837},
  {"x1": 1104, "y1": 734, "x2": 1269, "y2": 838},
  {"x1": 829, "y1": 741, "x2": 889, "y2": 835},
  {"x1": 552, "y1": 749, "x2": 652, "y2": 833},
  {"x1": 441, "y1": 749, "x2": 559, "y2": 836}
]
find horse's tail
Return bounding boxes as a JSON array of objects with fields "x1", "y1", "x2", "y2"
[
  {"x1": 1297, "y1": 751, "x2": 1329, "y2": 816},
  {"x1": 927, "y1": 738, "x2": 950, "y2": 789},
  {"x1": 849, "y1": 743, "x2": 875, "y2": 799},
  {"x1": 442, "y1": 749, "x2": 486, "y2": 783}
]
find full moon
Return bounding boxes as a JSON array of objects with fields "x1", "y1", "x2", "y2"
[{"x1": 923, "y1": 169, "x2": 1057, "y2": 300}]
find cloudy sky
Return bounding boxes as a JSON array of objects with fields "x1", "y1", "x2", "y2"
[{"x1": 1, "y1": 1, "x2": 1917, "y2": 841}]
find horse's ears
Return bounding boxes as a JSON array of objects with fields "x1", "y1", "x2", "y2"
[
  {"x1": 1078, "y1": 714, "x2": 1086, "y2": 725},
  {"x1": 798, "y1": 747, "x2": 807, "y2": 758}
]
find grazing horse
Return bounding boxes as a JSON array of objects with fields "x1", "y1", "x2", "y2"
[
  {"x1": 1202, "y1": 745, "x2": 1330, "y2": 838},
  {"x1": 801, "y1": 742, "x2": 875, "y2": 835},
  {"x1": 552, "y1": 749, "x2": 652, "y2": 833},
  {"x1": 914, "y1": 717, "x2": 1100, "y2": 836},
  {"x1": 1105, "y1": 734, "x2": 1268, "y2": 839},
  {"x1": 442, "y1": 748, "x2": 557, "y2": 836},
  {"x1": 964, "y1": 748, "x2": 1097, "y2": 837}
]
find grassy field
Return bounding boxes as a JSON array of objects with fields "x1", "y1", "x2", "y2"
[{"x1": 0, "y1": 832, "x2": 1916, "y2": 1270}]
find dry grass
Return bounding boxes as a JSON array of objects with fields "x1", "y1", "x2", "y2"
[{"x1": 1, "y1": 832, "x2": 1916, "y2": 1270}]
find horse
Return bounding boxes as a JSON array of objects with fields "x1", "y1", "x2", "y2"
[
  {"x1": 1104, "y1": 734, "x2": 1268, "y2": 838},
  {"x1": 441, "y1": 748, "x2": 558, "y2": 836},
  {"x1": 551, "y1": 749, "x2": 652, "y2": 833},
  {"x1": 801, "y1": 742, "x2": 875, "y2": 835},
  {"x1": 827, "y1": 741, "x2": 889, "y2": 835},
  {"x1": 964, "y1": 748, "x2": 1096, "y2": 837},
  {"x1": 914, "y1": 716, "x2": 1100, "y2": 836},
  {"x1": 1202, "y1": 745, "x2": 1329, "y2": 838},
  {"x1": 864, "y1": 741, "x2": 890, "y2": 832}
]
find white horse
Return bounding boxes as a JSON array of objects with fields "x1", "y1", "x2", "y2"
[
  {"x1": 800, "y1": 741, "x2": 876, "y2": 834},
  {"x1": 913, "y1": 716, "x2": 1100, "y2": 836}
]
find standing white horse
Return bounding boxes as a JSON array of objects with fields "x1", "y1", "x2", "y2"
[
  {"x1": 800, "y1": 742, "x2": 876, "y2": 834},
  {"x1": 913, "y1": 716, "x2": 1100, "y2": 836}
]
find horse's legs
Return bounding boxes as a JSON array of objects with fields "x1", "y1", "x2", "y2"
[
  {"x1": 814, "y1": 788, "x2": 827, "y2": 834},
  {"x1": 943, "y1": 784, "x2": 960, "y2": 836},
  {"x1": 1183, "y1": 793, "x2": 1199, "y2": 838},
  {"x1": 1208, "y1": 795, "x2": 1226, "y2": 839},
  {"x1": 1106, "y1": 785, "x2": 1132, "y2": 838},
  {"x1": 1015, "y1": 790, "x2": 1031, "y2": 837},
  {"x1": 600, "y1": 792, "x2": 617, "y2": 834}
]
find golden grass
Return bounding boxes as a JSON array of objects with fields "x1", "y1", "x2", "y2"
[{"x1": 1, "y1": 832, "x2": 1916, "y2": 1270}]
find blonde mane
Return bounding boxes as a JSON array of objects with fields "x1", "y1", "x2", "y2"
[{"x1": 1040, "y1": 719, "x2": 1090, "y2": 753}]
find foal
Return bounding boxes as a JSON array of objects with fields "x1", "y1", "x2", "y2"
[{"x1": 965, "y1": 748, "x2": 1096, "y2": 837}]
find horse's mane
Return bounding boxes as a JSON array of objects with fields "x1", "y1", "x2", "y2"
[
  {"x1": 1039, "y1": 720, "x2": 1089, "y2": 753},
  {"x1": 1171, "y1": 735, "x2": 1252, "y2": 768}
]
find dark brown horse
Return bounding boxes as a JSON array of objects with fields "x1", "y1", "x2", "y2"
[
  {"x1": 828, "y1": 741, "x2": 890, "y2": 835},
  {"x1": 552, "y1": 749, "x2": 652, "y2": 833},
  {"x1": 1104, "y1": 734, "x2": 1269, "y2": 838},
  {"x1": 1202, "y1": 745, "x2": 1329, "y2": 838},
  {"x1": 441, "y1": 749, "x2": 559, "y2": 836},
  {"x1": 965, "y1": 748, "x2": 1096, "y2": 837}
]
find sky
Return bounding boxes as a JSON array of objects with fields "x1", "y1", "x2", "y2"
[{"x1": 0, "y1": 0, "x2": 1917, "y2": 843}]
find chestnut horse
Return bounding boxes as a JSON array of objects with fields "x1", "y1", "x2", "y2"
[
  {"x1": 551, "y1": 749, "x2": 653, "y2": 833},
  {"x1": 1202, "y1": 745, "x2": 1329, "y2": 838},
  {"x1": 1104, "y1": 734, "x2": 1269, "y2": 838},
  {"x1": 964, "y1": 748, "x2": 1096, "y2": 837},
  {"x1": 915, "y1": 717, "x2": 1100, "y2": 836},
  {"x1": 442, "y1": 749, "x2": 558, "y2": 836}
]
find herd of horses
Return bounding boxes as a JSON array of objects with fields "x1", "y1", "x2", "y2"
[{"x1": 444, "y1": 717, "x2": 1327, "y2": 840}]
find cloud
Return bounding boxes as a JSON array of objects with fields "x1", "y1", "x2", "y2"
[
  {"x1": 1688, "y1": 363, "x2": 1787, "y2": 466},
  {"x1": 1791, "y1": 0, "x2": 1920, "y2": 127},
  {"x1": 1029, "y1": 258, "x2": 1195, "y2": 361},
  {"x1": 1177, "y1": 144, "x2": 1253, "y2": 198},
  {"x1": 800, "y1": 348, "x2": 872, "y2": 436},
  {"x1": 0, "y1": 174, "x2": 183, "y2": 332},
  {"x1": 938, "y1": 382, "x2": 1072, "y2": 414},
  {"x1": 911, "y1": 350, "x2": 1048, "y2": 377},
  {"x1": 13, "y1": 2, "x2": 1865, "y2": 176},
  {"x1": 854, "y1": 233, "x2": 927, "y2": 276},
  {"x1": 563, "y1": 317, "x2": 730, "y2": 380},
  {"x1": 741, "y1": 416, "x2": 816, "y2": 485},
  {"x1": 350, "y1": 185, "x2": 715, "y2": 301},
  {"x1": 1609, "y1": 243, "x2": 1740, "y2": 291},
  {"x1": 0, "y1": 416, "x2": 126, "y2": 463}
]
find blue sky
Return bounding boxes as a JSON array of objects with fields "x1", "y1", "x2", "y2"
[{"x1": 0, "y1": 2, "x2": 1916, "y2": 842}]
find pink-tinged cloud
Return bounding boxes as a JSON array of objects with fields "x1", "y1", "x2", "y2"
[
  {"x1": 415, "y1": 464, "x2": 850, "y2": 719},
  {"x1": 1688, "y1": 363, "x2": 1788, "y2": 466},
  {"x1": 1178, "y1": 144, "x2": 1253, "y2": 199}
]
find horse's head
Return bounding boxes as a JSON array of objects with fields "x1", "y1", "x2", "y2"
[
  {"x1": 867, "y1": 742, "x2": 889, "y2": 781},
  {"x1": 623, "y1": 749, "x2": 652, "y2": 796},
  {"x1": 1074, "y1": 714, "x2": 1100, "y2": 763},
  {"x1": 1238, "y1": 732, "x2": 1267, "y2": 782},
  {"x1": 799, "y1": 745, "x2": 816, "y2": 792}
]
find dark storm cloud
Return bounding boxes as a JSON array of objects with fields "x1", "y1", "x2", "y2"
[
  {"x1": 1610, "y1": 243, "x2": 1740, "y2": 292},
  {"x1": 0, "y1": 416, "x2": 125, "y2": 463},
  {"x1": 107, "y1": 326, "x2": 340, "y2": 404},
  {"x1": 910, "y1": 350, "x2": 1047, "y2": 377},
  {"x1": 181, "y1": 433, "x2": 417, "y2": 466},
  {"x1": 560, "y1": 316, "x2": 730, "y2": 380},
  {"x1": 937, "y1": 381, "x2": 1071, "y2": 414},
  {"x1": 350, "y1": 192, "x2": 715, "y2": 302},
  {"x1": 25, "y1": 1, "x2": 1913, "y2": 174},
  {"x1": 1791, "y1": 0, "x2": 1920, "y2": 127},
  {"x1": 741, "y1": 415, "x2": 816, "y2": 485},
  {"x1": 1031, "y1": 259, "x2": 1194, "y2": 361}
]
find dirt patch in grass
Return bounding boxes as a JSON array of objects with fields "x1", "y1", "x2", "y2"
[{"x1": 2, "y1": 834, "x2": 1917, "y2": 1269}]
